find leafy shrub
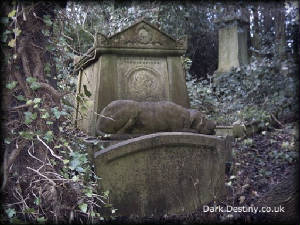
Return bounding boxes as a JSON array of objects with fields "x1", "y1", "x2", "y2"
[{"x1": 186, "y1": 57, "x2": 298, "y2": 126}]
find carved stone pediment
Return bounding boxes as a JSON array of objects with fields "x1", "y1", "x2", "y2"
[{"x1": 95, "y1": 20, "x2": 187, "y2": 50}]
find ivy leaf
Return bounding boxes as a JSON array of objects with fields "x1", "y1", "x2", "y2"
[
  {"x1": 25, "y1": 77, "x2": 41, "y2": 90},
  {"x1": 84, "y1": 188, "x2": 93, "y2": 197},
  {"x1": 4, "y1": 138, "x2": 11, "y2": 144},
  {"x1": 69, "y1": 151, "x2": 87, "y2": 172},
  {"x1": 44, "y1": 63, "x2": 51, "y2": 74},
  {"x1": 12, "y1": 28, "x2": 21, "y2": 36},
  {"x1": 37, "y1": 217, "x2": 47, "y2": 224},
  {"x1": 6, "y1": 81, "x2": 17, "y2": 90},
  {"x1": 69, "y1": 157, "x2": 81, "y2": 171},
  {"x1": 43, "y1": 131, "x2": 53, "y2": 142},
  {"x1": 24, "y1": 111, "x2": 37, "y2": 124},
  {"x1": 30, "y1": 82, "x2": 41, "y2": 90},
  {"x1": 5, "y1": 208, "x2": 16, "y2": 218},
  {"x1": 41, "y1": 112, "x2": 50, "y2": 119},
  {"x1": 1, "y1": 30, "x2": 12, "y2": 43},
  {"x1": 19, "y1": 131, "x2": 35, "y2": 140},
  {"x1": 26, "y1": 99, "x2": 33, "y2": 105},
  {"x1": 72, "y1": 175, "x2": 79, "y2": 182},
  {"x1": 90, "y1": 210, "x2": 95, "y2": 217},
  {"x1": 16, "y1": 95, "x2": 26, "y2": 101},
  {"x1": 8, "y1": 10, "x2": 16, "y2": 18},
  {"x1": 34, "y1": 197, "x2": 41, "y2": 206},
  {"x1": 26, "y1": 77, "x2": 37, "y2": 83},
  {"x1": 103, "y1": 190, "x2": 109, "y2": 198},
  {"x1": 43, "y1": 15, "x2": 52, "y2": 26},
  {"x1": 51, "y1": 107, "x2": 67, "y2": 119},
  {"x1": 33, "y1": 98, "x2": 42, "y2": 104},
  {"x1": 78, "y1": 203, "x2": 88, "y2": 213},
  {"x1": 8, "y1": 39, "x2": 16, "y2": 48},
  {"x1": 24, "y1": 207, "x2": 35, "y2": 214}
]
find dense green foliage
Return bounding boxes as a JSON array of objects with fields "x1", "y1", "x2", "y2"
[
  {"x1": 1, "y1": 0, "x2": 299, "y2": 224},
  {"x1": 187, "y1": 57, "x2": 298, "y2": 126}
]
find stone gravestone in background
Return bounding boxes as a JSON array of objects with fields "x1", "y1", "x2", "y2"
[
  {"x1": 74, "y1": 20, "x2": 190, "y2": 136},
  {"x1": 214, "y1": 17, "x2": 249, "y2": 75}
]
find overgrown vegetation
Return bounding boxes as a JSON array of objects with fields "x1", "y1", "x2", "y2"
[
  {"x1": 0, "y1": 0, "x2": 299, "y2": 224},
  {"x1": 1, "y1": 2, "x2": 114, "y2": 223},
  {"x1": 186, "y1": 56, "x2": 299, "y2": 126}
]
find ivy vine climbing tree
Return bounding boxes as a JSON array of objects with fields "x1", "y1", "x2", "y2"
[
  {"x1": 1, "y1": 1, "x2": 113, "y2": 223},
  {"x1": 2, "y1": 0, "x2": 64, "y2": 189},
  {"x1": 0, "y1": 1, "x2": 298, "y2": 224}
]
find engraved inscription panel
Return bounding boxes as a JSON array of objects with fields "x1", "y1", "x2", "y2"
[{"x1": 117, "y1": 56, "x2": 169, "y2": 101}]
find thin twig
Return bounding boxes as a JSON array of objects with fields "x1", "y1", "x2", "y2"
[
  {"x1": 6, "y1": 140, "x2": 21, "y2": 171},
  {"x1": 44, "y1": 171, "x2": 64, "y2": 178},
  {"x1": 271, "y1": 113, "x2": 284, "y2": 128},
  {"x1": 31, "y1": 42, "x2": 44, "y2": 50},
  {"x1": 36, "y1": 135, "x2": 63, "y2": 162},
  {"x1": 86, "y1": 200, "x2": 102, "y2": 209},
  {"x1": 26, "y1": 167, "x2": 56, "y2": 186},
  {"x1": 14, "y1": 188, "x2": 31, "y2": 218},
  {"x1": 4, "y1": 196, "x2": 29, "y2": 207},
  {"x1": 9, "y1": 102, "x2": 33, "y2": 111},
  {"x1": 92, "y1": 195, "x2": 107, "y2": 204},
  {"x1": 31, "y1": 178, "x2": 73, "y2": 185},
  {"x1": 27, "y1": 142, "x2": 44, "y2": 164},
  {"x1": 62, "y1": 32, "x2": 73, "y2": 41}
]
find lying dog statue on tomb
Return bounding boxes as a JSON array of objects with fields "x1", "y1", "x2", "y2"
[{"x1": 96, "y1": 100, "x2": 216, "y2": 139}]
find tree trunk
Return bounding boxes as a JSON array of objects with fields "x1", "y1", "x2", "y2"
[
  {"x1": 1, "y1": 0, "x2": 65, "y2": 191},
  {"x1": 274, "y1": 1, "x2": 286, "y2": 59},
  {"x1": 251, "y1": 3, "x2": 261, "y2": 59}
]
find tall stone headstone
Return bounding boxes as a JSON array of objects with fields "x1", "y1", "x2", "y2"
[
  {"x1": 214, "y1": 17, "x2": 249, "y2": 75},
  {"x1": 74, "y1": 20, "x2": 190, "y2": 135}
]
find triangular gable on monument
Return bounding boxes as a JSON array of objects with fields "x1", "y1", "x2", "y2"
[{"x1": 95, "y1": 20, "x2": 186, "y2": 50}]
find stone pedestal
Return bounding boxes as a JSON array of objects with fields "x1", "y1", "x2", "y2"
[
  {"x1": 74, "y1": 20, "x2": 190, "y2": 136},
  {"x1": 94, "y1": 132, "x2": 232, "y2": 217},
  {"x1": 214, "y1": 18, "x2": 249, "y2": 75}
]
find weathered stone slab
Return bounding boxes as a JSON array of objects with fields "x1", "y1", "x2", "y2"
[
  {"x1": 214, "y1": 18, "x2": 249, "y2": 75},
  {"x1": 215, "y1": 125, "x2": 234, "y2": 137},
  {"x1": 94, "y1": 132, "x2": 231, "y2": 217},
  {"x1": 74, "y1": 20, "x2": 190, "y2": 136},
  {"x1": 233, "y1": 121, "x2": 263, "y2": 138}
]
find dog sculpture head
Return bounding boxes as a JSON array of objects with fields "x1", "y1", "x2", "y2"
[{"x1": 189, "y1": 109, "x2": 216, "y2": 135}]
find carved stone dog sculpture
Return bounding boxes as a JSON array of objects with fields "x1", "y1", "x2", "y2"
[{"x1": 96, "y1": 100, "x2": 216, "y2": 139}]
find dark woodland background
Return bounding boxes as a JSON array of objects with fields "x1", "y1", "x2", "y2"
[{"x1": 0, "y1": 0, "x2": 299, "y2": 224}]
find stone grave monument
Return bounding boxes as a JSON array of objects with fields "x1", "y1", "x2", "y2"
[
  {"x1": 74, "y1": 20, "x2": 190, "y2": 136},
  {"x1": 214, "y1": 17, "x2": 249, "y2": 75},
  {"x1": 74, "y1": 19, "x2": 233, "y2": 218},
  {"x1": 94, "y1": 132, "x2": 232, "y2": 217}
]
